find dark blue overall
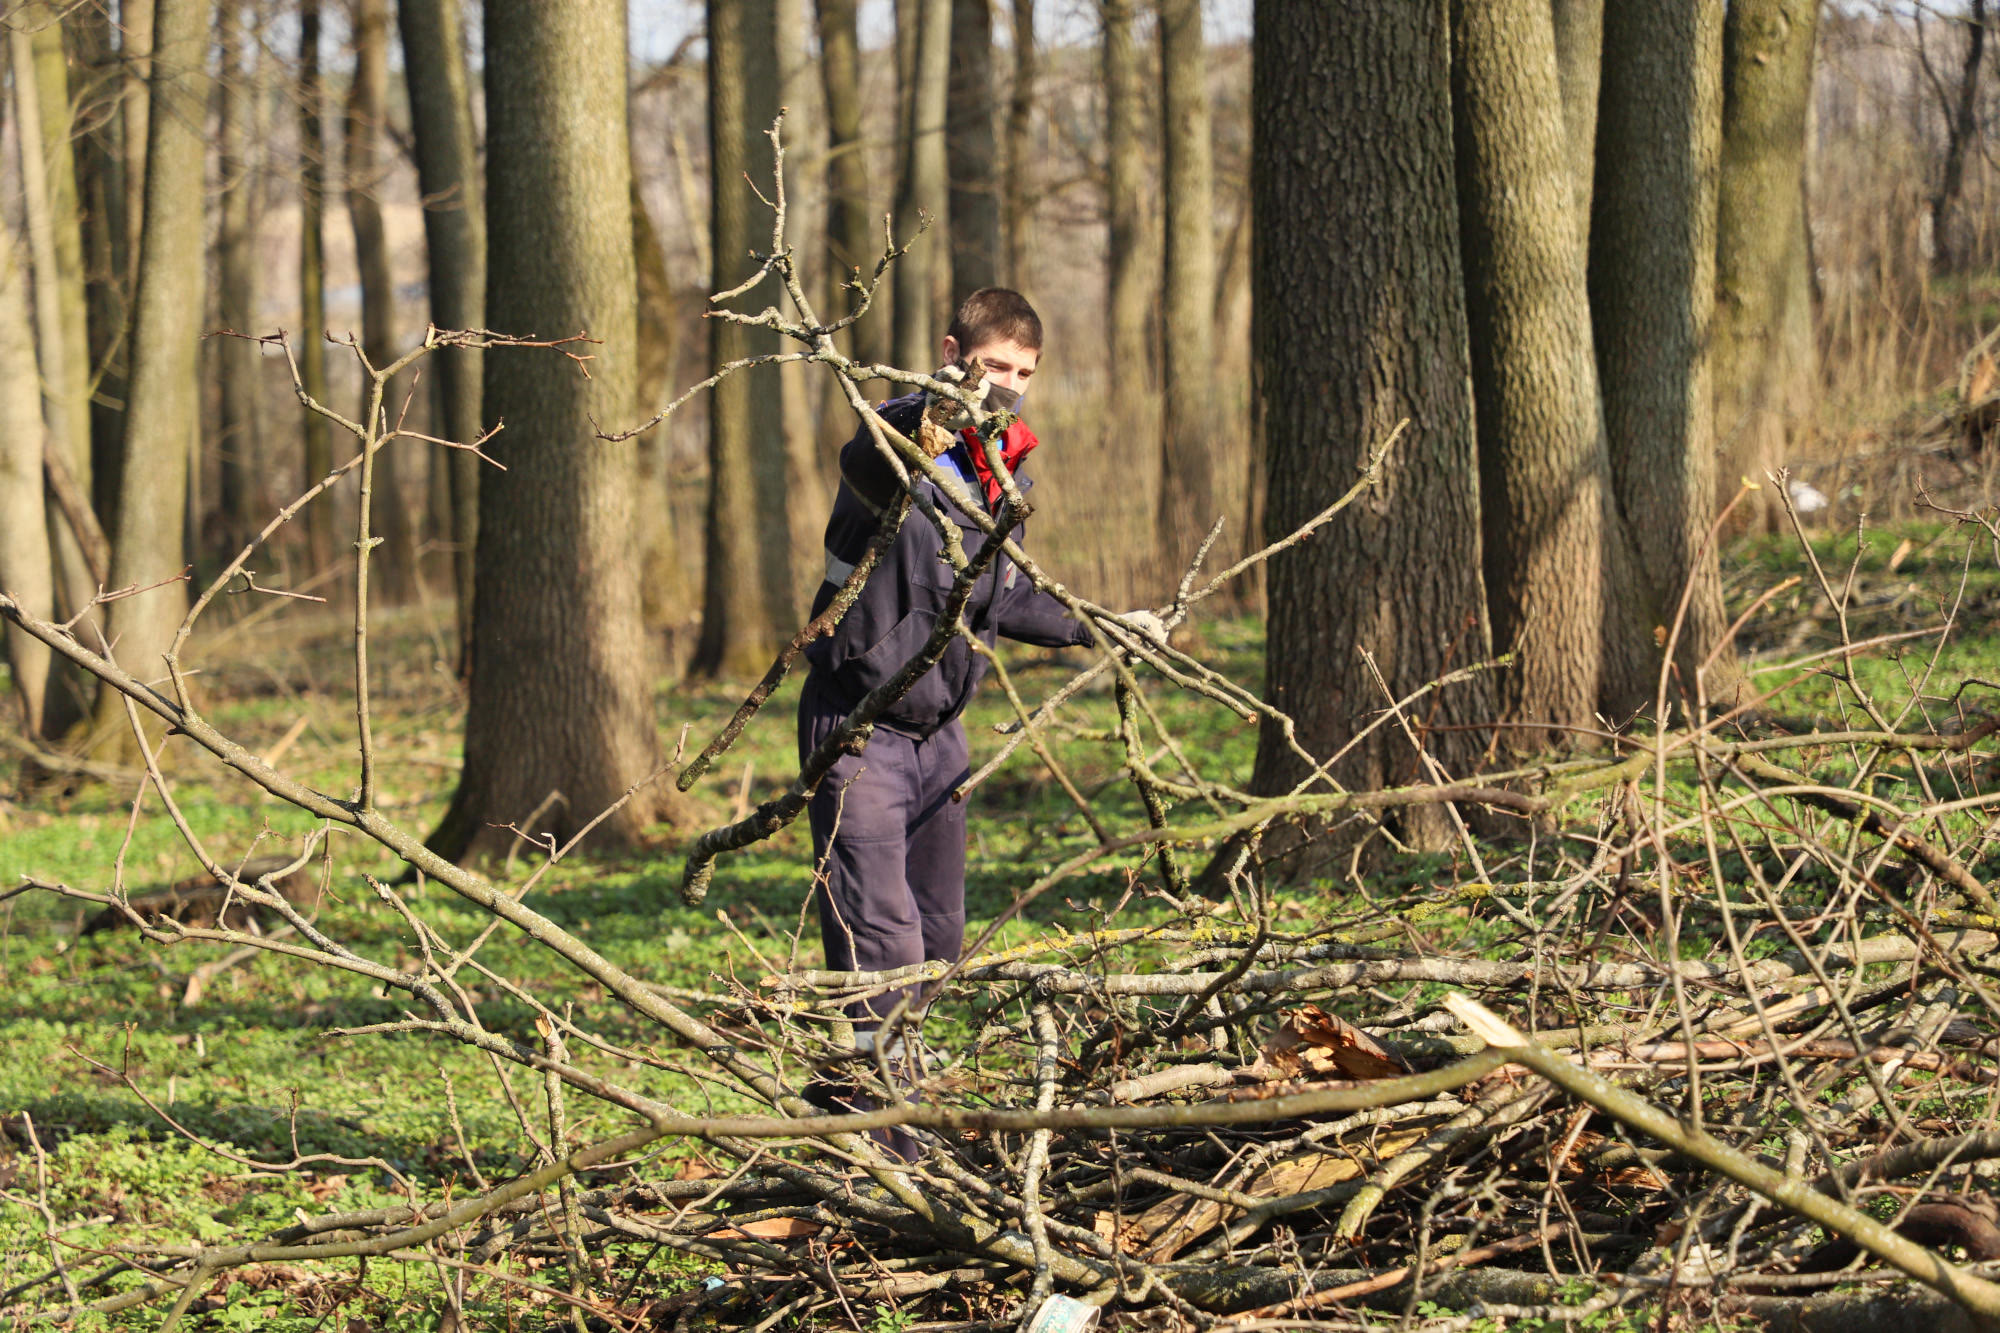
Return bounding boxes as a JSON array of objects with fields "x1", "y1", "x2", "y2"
[{"x1": 799, "y1": 394, "x2": 1090, "y2": 1028}]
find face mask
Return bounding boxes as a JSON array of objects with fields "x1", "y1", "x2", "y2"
[{"x1": 986, "y1": 381, "x2": 1023, "y2": 413}]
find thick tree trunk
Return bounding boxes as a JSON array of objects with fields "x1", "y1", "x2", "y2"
[
  {"x1": 1102, "y1": 0, "x2": 1153, "y2": 380},
  {"x1": 297, "y1": 0, "x2": 335, "y2": 574},
  {"x1": 215, "y1": 0, "x2": 264, "y2": 556},
  {"x1": 1452, "y1": 0, "x2": 1634, "y2": 743},
  {"x1": 1591, "y1": 0, "x2": 1735, "y2": 703},
  {"x1": 428, "y1": 0, "x2": 663, "y2": 862},
  {"x1": 1549, "y1": 0, "x2": 1603, "y2": 230},
  {"x1": 0, "y1": 221, "x2": 54, "y2": 737},
  {"x1": 1002, "y1": 0, "x2": 1035, "y2": 286},
  {"x1": 1157, "y1": 0, "x2": 1219, "y2": 576},
  {"x1": 947, "y1": 0, "x2": 1000, "y2": 298},
  {"x1": 1248, "y1": 0, "x2": 1494, "y2": 857},
  {"x1": 345, "y1": 0, "x2": 419, "y2": 603},
  {"x1": 87, "y1": 0, "x2": 211, "y2": 761},
  {"x1": 22, "y1": 4, "x2": 95, "y2": 500},
  {"x1": 632, "y1": 174, "x2": 686, "y2": 641},
  {"x1": 120, "y1": 0, "x2": 153, "y2": 291},
  {"x1": 398, "y1": 0, "x2": 485, "y2": 673},
  {"x1": 1715, "y1": 0, "x2": 1819, "y2": 535},
  {"x1": 777, "y1": 0, "x2": 831, "y2": 605},
  {"x1": 694, "y1": 0, "x2": 791, "y2": 677},
  {"x1": 892, "y1": 0, "x2": 951, "y2": 371}
]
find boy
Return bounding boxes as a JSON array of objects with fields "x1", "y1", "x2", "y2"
[{"x1": 798, "y1": 289, "x2": 1140, "y2": 1081}]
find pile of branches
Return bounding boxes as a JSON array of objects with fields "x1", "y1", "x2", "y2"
[{"x1": 6, "y1": 119, "x2": 2000, "y2": 1331}]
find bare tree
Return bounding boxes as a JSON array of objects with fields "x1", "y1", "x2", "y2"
[
  {"x1": 1101, "y1": 0, "x2": 1153, "y2": 380},
  {"x1": 1003, "y1": 0, "x2": 1036, "y2": 286},
  {"x1": 892, "y1": 0, "x2": 951, "y2": 371},
  {"x1": 427, "y1": 0, "x2": 664, "y2": 861},
  {"x1": 344, "y1": 0, "x2": 419, "y2": 603},
  {"x1": 1248, "y1": 0, "x2": 1494, "y2": 856},
  {"x1": 215, "y1": 0, "x2": 266, "y2": 555},
  {"x1": 1590, "y1": 0, "x2": 1734, "y2": 694},
  {"x1": 816, "y1": 0, "x2": 888, "y2": 401},
  {"x1": 87, "y1": 0, "x2": 213, "y2": 760},
  {"x1": 694, "y1": 0, "x2": 792, "y2": 677},
  {"x1": 1715, "y1": 0, "x2": 1819, "y2": 533},
  {"x1": 1452, "y1": 0, "x2": 1644, "y2": 739},
  {"x1": 0, "y1": 210, "x2": 54, "y2": 736},
  {"x1": 947, "y1": 0, "x2": 1000, "y2": 296},
  {"x1": 297, "y1": 0, "x2": 336, "y2": 575},
  {"x1": 1924, "y1": 0, "x2": 1988, "y2": 274},
  {"x1": 1157, "y1": 0, "x2": 1219, "y2": 576},
  {"x1": 398, "y1": 0, "x2": 486, "y2": 669}
]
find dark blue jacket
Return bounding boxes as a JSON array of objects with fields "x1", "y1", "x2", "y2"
[{"x1": 802, "y1": 394, "x2": 1091, "y2": 737}]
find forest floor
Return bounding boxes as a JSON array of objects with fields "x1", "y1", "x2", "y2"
[{"x1": 4, "y1": 459, "x2": 2000, "y2": 1330}]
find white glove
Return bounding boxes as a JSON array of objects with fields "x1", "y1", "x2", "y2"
[{"x1": 1118, "y1": 609, "x2": 1169, "y2": 648}]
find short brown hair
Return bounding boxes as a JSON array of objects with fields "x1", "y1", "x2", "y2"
[{"x1": 946, "y1": 287, "x2": 1044, "y2": 353}]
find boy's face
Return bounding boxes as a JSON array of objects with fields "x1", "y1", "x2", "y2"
[{"x1": 941, "y1": 335, "x2": 1040, "y2": 397}]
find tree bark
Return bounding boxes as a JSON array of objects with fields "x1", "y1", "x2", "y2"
[
  {"x1": 892, "y1": 0, "x2": 951, "y2": 372},
  {"x1": 1002, "y1": 0, "x2": 1035, "y2": 286},
  {"x1": 88, "y1": 0, "x2": 211, "y2": 761},
  {"x1": 1248, "y1": 0, "x2": 1494, "y2": 856},
  {"x1": 1157, "y1": 0, "x2": 1219, "y2": 576},
  {"x1": 693, "y1": 0, "x2": 791, "y2": 677},
  {"x1": 1591, "y1": 0, "x2": 1734, "y2": 702},
  {"x1": 297, "y1": 0, "x2": 336, "y2": 575},
  {"x1": 1929, "y1": 0, "x2": 1986, "y2": 275},
  {"x1": 777, "y1": 0, "x2": 831, "y2": 604},
  {"x1": 1549, "y1": 0, "x2": 1603, "y2": 231},
  {"x1": 398, "y1": 0, "x2": 486, "y2": 673},
  {"x1": 1102, "y1": 0, "x2": 1153, "y2": 383},
  {"x1": 816, "y1": 0, "x2": 888, "y2": 401},
  {"x1": 428, "y1": 0, "x2": 663, "y2": 861},
  {"x1": 947, "y1": 0, "x2": 1000, "y2": 298},
  {"x1": 120, "y1": 0, "x2": 153, "y2": 295},
  {"x1": 215, "y1": 0, "x2": 264, "y2": 556},
  {"x1": 1715, "y1": 0, "x2": 1819, "y2": 535},
  {"x1": 345, "y1": 0, "x2": 419, "y2": 604},
  {"x1": 70, "y1": 1, "x2": 132, "y2": 519},
  {"x1": 0, "y1": 211, "x2": 55, "y2": 737},
  {"x1": 1452, "y1": 0, "x2": 1632, "y2": 744}
]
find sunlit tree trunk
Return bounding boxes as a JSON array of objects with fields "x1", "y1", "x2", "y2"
[
  {"x1": 777, "y1": 0, "x2": 831, "y2": 603},
  {"x1": 345, "y1": 0, "x2": 419, "y2": 602},
  {"x1": 1102, "y1": 0, "x2": 1153, "y2": 382},
  {"x1": 297, "y1": 0, "x2": 335, "y2": 574},
  {"x1": 428, "y1": 0, "x2": 664, "y2": 861},
  {"x1": 1157, "y1": 0, "x2": 1219, "y2": 576},
  {"x1": 0, "y1": 219, "x2": 54, "y2": 737},
  {"x1": 892, "y1": 0, "x2": 950, "y2": 371},
  {"x1": 1716, "y1": 0, "x2": 1819, "y2": 534},
  {"x1": 816, "y1": 0, "x2": 886, "y2": 406},
  {"x1": 70, "y1": 2, "x2": 131, "y2": 521},
  {"x1": 120, "y1": 0, "x2": 153, "y2": 294},
  {"x1": 947, "y1": 0, "x2": 999, "y2": 297},
  {"x1": 398, "y1": 0, "x2": 486, "y2": 671},
  {"x1": 1550, "y1": 0, "x2": 1603, "y2": 230},
  {"x1": 1249, "y1": 0, "x2": 1494, "y2": 858},
  {"x1": 88, "y1": 0, "x2": 212, "y2": 760},
  {"x1": 1591, "y1": 0, "x2": 1735, "y2": 700}
]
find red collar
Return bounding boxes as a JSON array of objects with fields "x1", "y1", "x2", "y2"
[{"x1": 959, "y1": 419, "x2": 1039, "y2": 507}]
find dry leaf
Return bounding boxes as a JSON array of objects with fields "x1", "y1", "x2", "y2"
[
  {"x1": 1888, "y1": 537, "x2": 1915, "y2": 572},
  {"x1": 1968, "y1": 353, "x2": 1997, "y2": 405},
  {"x1": 1246, "y1": 1005, "x2": 1411, "y2": 1083},
  {"x1": 708, "y1": 1216, "x2": 822, "y2": 1241}
]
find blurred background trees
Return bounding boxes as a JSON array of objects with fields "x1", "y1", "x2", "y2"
[{"x1": 6, "y1": 0, "x2": 2000, "y2": 857}]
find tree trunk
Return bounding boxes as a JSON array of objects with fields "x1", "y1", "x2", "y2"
[
  {"x1": 1002, "y1": 0, "x2": 1035, "y2": 286},
  {"x1": 816, "y1": 0, "x2": 887, "y2": 398},
  {"x1": 1715, "y1": 0, "x2": 1819, "y2": 536},
  {"x1": 1102, "y1": 0, "x2": 1153, "y2": 379},
  {"x1": 345, "y1": 0, "x2": 419, "y2": 604},
  {"x1": 215, "y1": 0, "x2": 264, "y2": 556},
  {"x1": 120, "y1": 0, "x2": 153, "y2": 295},
  {"x1": 632, "y1": 172, "x2": 686, "y2": 641},
  {"x1": 1549, "y1": 0, "x2": 1603, "y2": 230},
  {"x1": 1157, "y1": 0, "x2": 1219, "y2": 576},
  {"x1": 427, "y1": 0, "x2": 664, "y2": 862},
  {"x1": 1248, "y1": 0, "x2": 1494, "y2": 857},
  {"x1": 777, "y1": 0, "x2": 831, "y2": 604},
  {"x1": 297, "y1": 0, "x2": 335, "y2": 575},
  {"x1": 1591, "y1": 0, "x2": 1734, "y2": 703},
  {"x1": 1452, "y1": 0, "x2": 1635, "y2": 743},
  {"x1": 87, "y1": 0, "x2": 211, "y2": 761},
  {"x1": 693, "y1": 0, "x2": 791, "y2": 677},
  {"x1": 892, "y1": 0, "x2": 951, "y2": 371},
  {"x1": 11, "y1": 9, "x2": 98, "y2": 738},
  {"x1": 398, "y1": 0, "x2": 486, "y2": 673},
  {"x1": 947, "y1": 0, "x2": 999, "y2": 298},
  {"x1": 70, "y1": 2, "x2": 131, "y2": 525},
  {"x1": 1930, "y1": 0, "x2": 1986, "y2": 275},
  {"x1": 0, "y1": 214, "x2": 55, "y2": 737}
]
